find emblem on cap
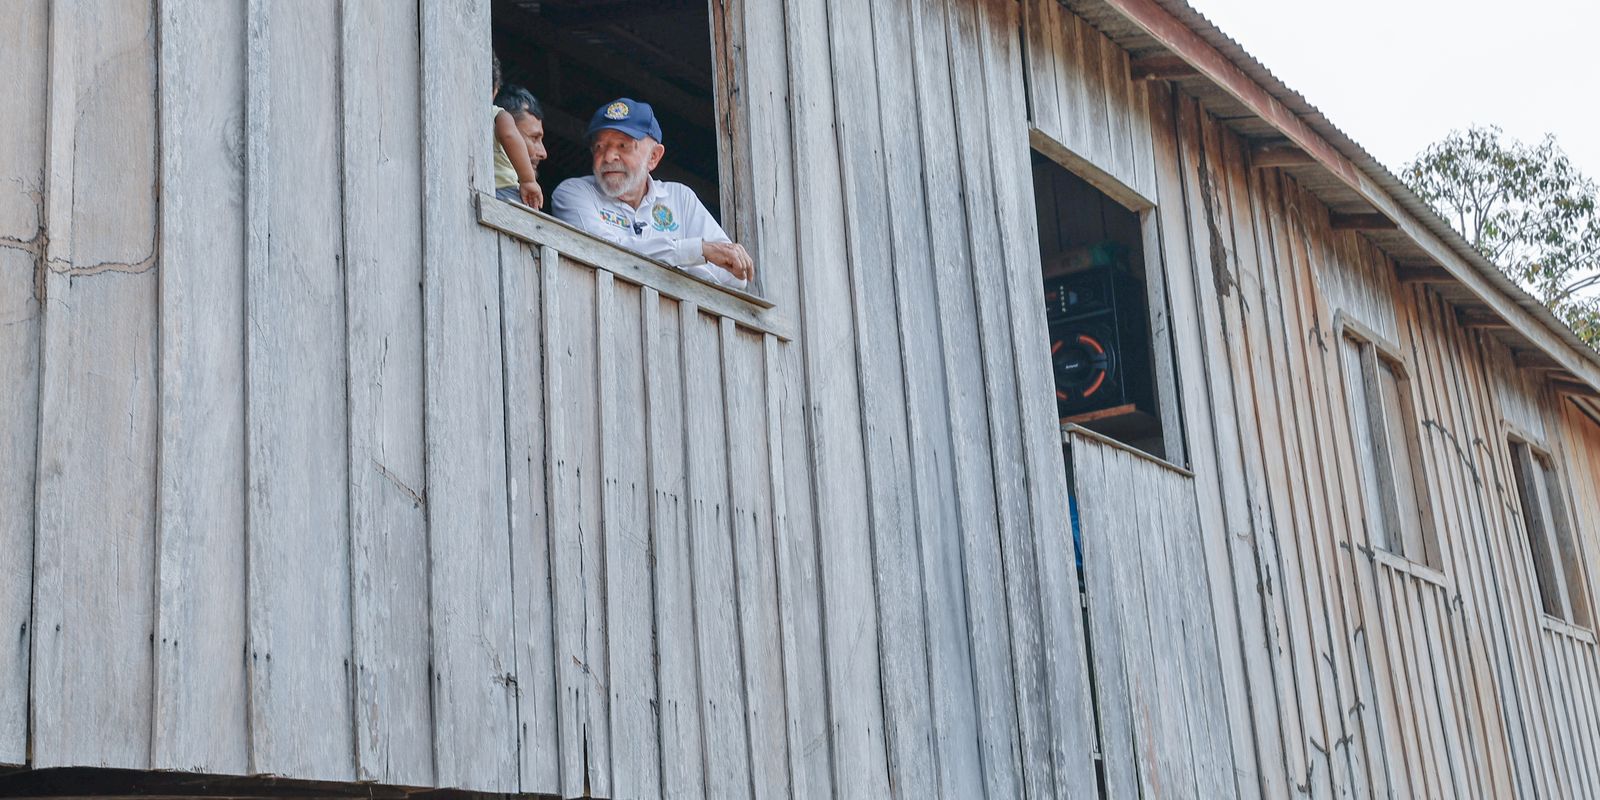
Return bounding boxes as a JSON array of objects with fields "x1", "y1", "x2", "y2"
[{"x1": 604, "y1": 101, "x2": 630, "y2": 120}]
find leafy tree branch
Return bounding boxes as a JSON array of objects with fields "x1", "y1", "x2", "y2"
[{"x1": 1404, "y1": 126, "x2": 1600, "y2": 348}]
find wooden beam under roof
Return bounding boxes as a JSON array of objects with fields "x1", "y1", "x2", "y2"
[
  {"x1": 1456, "y1": 307, "x2": 1514, "y2": 330},
  {"x1": 1396, "y1": 265, "x2": 1453, "y2": 284},
  {"x1": 1329, "y1": 213, "x2": 1397, "y2": 231},
  {"x1": 1130, "y1": 54, "x2": 1199, "y2": 80},
  {"x1": 1552, "y1": 375, "x2": 1600, "y2": 398},
  {"x1": 1250, "y1": 142, "x2": 1315, "y2": 169},
  {"x1": 1514, "y1": 348, "x2": 1564, "y2": 370}
]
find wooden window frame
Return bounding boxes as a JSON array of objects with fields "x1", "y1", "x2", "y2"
[
  {"x1": 1336, "y1": 316, "x2": 1441, "y2": 569},
  {"x1": 1030, "y1": 145, "x2": 1188, "y2": 465},
  {"x1": 485, "y1": 0, "x2": 763, "y2": 300},
  {"x1": 1506, "y1": 429, "x2": 1593, "y2": 629}
]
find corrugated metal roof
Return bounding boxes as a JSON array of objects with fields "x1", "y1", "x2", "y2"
[{"x1": 1121, "y1": 0, "x2": 1600, "y2": 380}]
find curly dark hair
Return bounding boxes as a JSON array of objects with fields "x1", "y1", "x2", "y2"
[{"x1": 494, "y1": 84, "x2": 544, "y2": 121}]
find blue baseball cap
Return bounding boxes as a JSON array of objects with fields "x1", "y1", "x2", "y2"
[{"x1": 586, "y1": 97, "x2": 664, "y2": 143}]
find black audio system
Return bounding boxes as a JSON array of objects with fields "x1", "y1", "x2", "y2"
[{"x1": 1044, "y1": 266, "x2": 1155, "y2": 419}]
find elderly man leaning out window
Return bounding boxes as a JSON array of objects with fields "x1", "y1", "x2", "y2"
[{"x1": 551, "y1": 97, "x2": 755, "y2": 291}]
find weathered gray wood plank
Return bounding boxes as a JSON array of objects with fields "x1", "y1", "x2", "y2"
[
  {"x1": 738, "y1": 0, "x2": 799, "y2": 311},
  {"x1": 977, "y1": 2, "x2": 1103, "y2": 793},
  {"x1": 737, "y1": 4, "x2": 833, "y2": 782},
  {"x1": 780, "y1": 0, "x2": 891, "y2": 795},
  {"x1": 1072, "y1": 439, "x2": 1138, "y2": 799},
  {"x1": 645, "y1": 291, "x2": 708, "y2": 799},
  {"x1": 1133, "y1": 464, "x2": 1199, "y2": 798},
  {"x1": 948, "y1": 1, "x2": 1059, "y2": 795},
  {"x1": 1221, "y1": 123, "x2": 1372, "y2": 800},
  {"x1": 1389, "y1": 272, "x2": 1466, "y2": 796},
  {"x1": 1107, "y1": 448, "x2": 1164, "y2": 800},
  {"x1": 418, "y1": 0, "x2": 518, "y2": 788},
  {"x1": 825, "y1": 0, "x2": 937, "y2": 794},
  {"x1": 339, "y1": 0, "x2": 432, "y2": 785},
  {"x1": 901, "y1": 1, "x2": 999, "y2": 795},
  {"x1": 548, "y1": 257, "x2": 608, "y2": 796},
  {"x1": 541, "y1": 247, "x2": 585, "y2": 797},
  {"x1": 1250, "y1": 159, "x2": 1394, "y2": 800},
  {"x1": 767, "y1": 334, "x2": 835, "y2": 799},
  {"x1": 31, "y1": 0, "x2": 160, "y2": 769},
  {"x1": 1162, "y1": 452, "x2": 1238, "y2": 798},
  {"x1": 152, "y1": 0, "x2": 250, "y2": 774},
  {"x1": 500, "y1": 238, "x2": 558, "y2": 793},
  {"x1": 601, "y1": 276, "x2": 660, "y2": 798},
  {"x1": 919, "y1": 2, "x2": 1029, "y2": 795},
  {"x1": 1054, "y1": 7, "x2": 1095, "y2": 170},
  {"x1": 1099, "y1": 41, "x2": 1138, "y2": 194},
  {"x1": 682, "y1": 308, "x2": 751, "y2": 798},
  {"x1": 1411, "y1": 263, "x2": 1571, "y2": 799},
  {"x1": 1073, "y1": 16, "x2": 1115, "y2": 180},
  {"x1": 0, "y1": 0, "x2": 48, "y2": 767},
  {"x1": 244, "y1": 0, "x2": 354, "y2": 780},
  {"x1": 1198, "y1": 113, "x2": 1326, "y2": 800},
  {"x1": 873, "y1": 0, "x2": 996, "y2": 794},
  {"x1": 722, "y1": 322, "x2": 791, "y2": 800},
  {"x1": 1146, "y1": 81, "x2": 1280, "y2": 799},
  {"x1": 1022, "y1": 0, "x2": 1062, "y2": 141}
]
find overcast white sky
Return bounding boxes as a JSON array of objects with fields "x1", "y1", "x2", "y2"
[{"x1": 1184, "y1": 0, "x2": 1600, "y2": 181}]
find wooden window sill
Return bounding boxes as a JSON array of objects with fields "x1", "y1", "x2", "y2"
[
  {"x1": 477, "y1": 193, "x2": 793, "y2": 340},
  {"x1": 1373, "y1": 548, "x2": 1450, "y2": 589},
  {"x1": 1061, "y1": 423, "x2": 1194, "y2": 479},
  {"x1": 1540, "y1": 614, "x2": 1597, "y2": 645}
]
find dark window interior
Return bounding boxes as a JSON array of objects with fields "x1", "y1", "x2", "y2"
[
  {"x1": 491, "y1": 0, "x2": 722, "y2": 220},
  {"x1": 1510, "y1": 439, "x2": 1592, "y2": 627},
  {"x1": 1033, "y1": 151, "x2": 1165, "y2": 457}
]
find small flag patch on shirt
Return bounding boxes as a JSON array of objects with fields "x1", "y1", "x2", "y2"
[{"x1": 599, "y1": 209, "x2": 630, "y2": 229}]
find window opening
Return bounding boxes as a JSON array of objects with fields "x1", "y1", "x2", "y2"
[
  {"x1": 493, "y1": 0, "x2": 722, "y2": 218},
  {"x1": 1509, "y1": 438, "x2": 1592, "y2": 627},
  {"x1": 1339, "y1": 329, "x2": 1439, "y2": 567},
  {"x1": 1032, "y1": 151, "x2": 1171, "y2": 458},
  {"x1": 492, "y1": 1, "x2": 757, "y2": 293}
]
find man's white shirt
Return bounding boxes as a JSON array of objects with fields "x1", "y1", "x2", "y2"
[{"x1": 551, "y1": 175, "x2": 746, "y2": 291}]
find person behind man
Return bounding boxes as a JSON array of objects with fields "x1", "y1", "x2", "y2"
[
  {"x1": 551, "y1": 97, "x2": 754, "y2": 291},
  {"x1": 492, "y1": 84, "x2": 548, "y2": 209}
]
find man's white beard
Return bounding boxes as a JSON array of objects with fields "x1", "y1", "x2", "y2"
[{"x1": 597, "y1": 164, "x2": 648, "y2": 201}]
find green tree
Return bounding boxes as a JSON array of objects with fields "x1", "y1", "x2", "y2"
[{"x1": 1403, "y1": 126, "x2": 1600, "y2": 348}]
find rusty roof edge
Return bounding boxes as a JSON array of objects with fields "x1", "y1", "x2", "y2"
[{"x1": 1102, "y1": 0, "x2": 1600, "y2": 390}]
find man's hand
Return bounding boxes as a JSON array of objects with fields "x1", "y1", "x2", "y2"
[
  {"x1": 702, "y1": 240, "x2": 755, "y2": 283},
  {"x1": 519, "y1": 180, "x2": 544, "y2": 210}
]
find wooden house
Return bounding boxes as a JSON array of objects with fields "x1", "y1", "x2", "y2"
[{"x1": 3, "y1": 0, "x2": 1598, "y2": 797}]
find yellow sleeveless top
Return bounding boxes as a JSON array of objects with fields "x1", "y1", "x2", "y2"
[{"x1": 492, "y1": 105, "x2": 517, "y2": 189}]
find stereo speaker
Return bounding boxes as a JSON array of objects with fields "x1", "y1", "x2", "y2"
[{"x1": 1044, "y1": 266, "x2": 1154, "y2": 418}]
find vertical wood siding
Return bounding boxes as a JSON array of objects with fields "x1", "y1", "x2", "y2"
[
  {"x1": 153, "y1": 0, "x2": 250, "y2": 774},
  {"x1": 1016, "y1": 6, "x2": 1600, "y2": 798},
  {"x1": 1068, "y1": 431, "x2": 1236, "y2": 798},
  {"x1": 0, "y1": 0, "x2": 48, "y2": 770},
  {"x1": 31, "y1": 0, "x2": 161, "y2": 770},
  {"x1": 5, "y1": 0, "x2": 1600, "y2": 797}
]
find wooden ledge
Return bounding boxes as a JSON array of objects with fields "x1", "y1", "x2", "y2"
[
  {"x1": 476, "y1": 193, "x2": 793, "y2": 341},
  {"x1": 1540, "y1": 614, "x2": 1597, "y2": 645},
  {"x1": 1061, "y1": 423, "x2": 1194, "y2": 478},
  {"x1": 1373, "y1": 548, "x2": 1451, "y2": 590}
]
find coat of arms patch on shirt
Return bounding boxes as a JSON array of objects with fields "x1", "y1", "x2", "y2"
[{"x1": 650, "y1": 202, "x2": 679, "y2": 232}]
